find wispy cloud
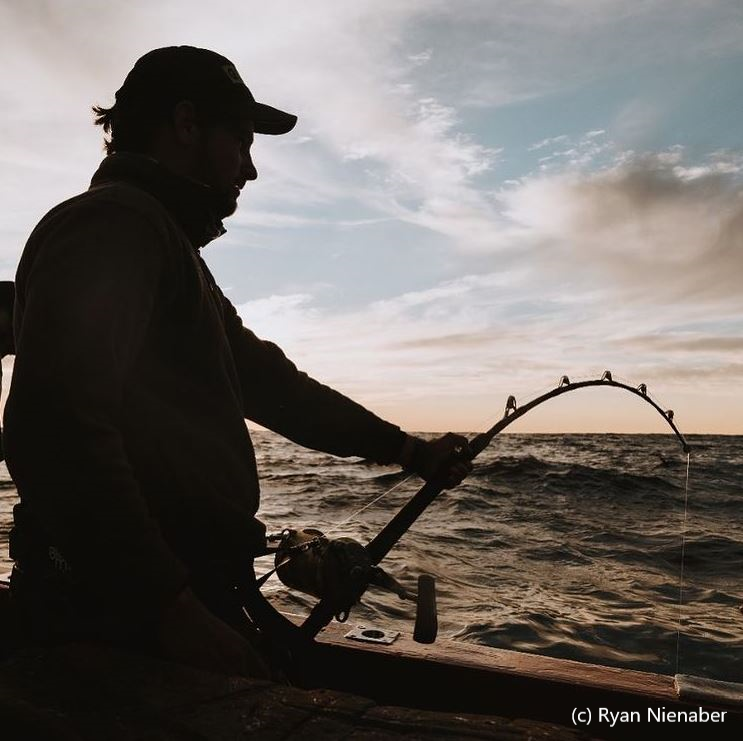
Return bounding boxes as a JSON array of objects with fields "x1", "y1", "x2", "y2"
[
  {"x1": 615, "y1": 335, "x2": 743, "y2": 354},
  {"x1": 235, "y1": 236, "x2": 742, "y2": 415},
  {"x1": 529, "y1": 135, "x2": 569, "y2": 152},
  {"x1": 417, "y1": 1, "x2": 743, "y2": 108},
  {"x1": 407, "y1": 49, "x2": 433, "y2": 66}
]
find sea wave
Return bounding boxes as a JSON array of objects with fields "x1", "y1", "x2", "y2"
[{"x1": 2, "y1": 433, "x2": 741, "y2": 682}]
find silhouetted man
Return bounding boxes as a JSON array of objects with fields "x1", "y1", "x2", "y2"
[{"x1": 4, "y1": 47, "x2": 470, "y2": 677}]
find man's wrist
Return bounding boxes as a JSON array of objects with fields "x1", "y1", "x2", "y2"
[{"x1": 397, "y1": 434, "x2": 420, "y2": 470}]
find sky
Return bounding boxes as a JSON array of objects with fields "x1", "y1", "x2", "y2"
[{"x1": 1, "y1": 0, "x2": 742, "y2": 434}]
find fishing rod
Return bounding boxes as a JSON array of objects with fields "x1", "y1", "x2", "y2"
[
  {"x1": 298, "y1": 371, "x2": 690, "y2": 639},
  {"x1": 242, "y1": 372, "x2": 690, "y2": 653}
]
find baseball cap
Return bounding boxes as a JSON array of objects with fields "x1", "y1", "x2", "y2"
[{"x1": 115, "y1": 46, "x2": 297, "y2": 135}]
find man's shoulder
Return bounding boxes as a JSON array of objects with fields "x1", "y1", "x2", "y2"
[
  {"x1": 35, "y1": 180, "x2": 175, "y2": 236},
  {"x1": 17, "y1": 181, "x2": 188, "y2": 280}
]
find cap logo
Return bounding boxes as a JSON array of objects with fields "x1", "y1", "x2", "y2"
[{"x1": 222, "y1": 64, "x2": 244, "y2": 85}]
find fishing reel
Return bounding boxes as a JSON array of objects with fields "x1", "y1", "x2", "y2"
[{"x1": 266, "y1": 527, "x2": 438, "y2": 643}]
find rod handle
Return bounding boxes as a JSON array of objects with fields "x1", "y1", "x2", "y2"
[{"x1": 413, "y1": 574, "x2": 438, "y2": 644}]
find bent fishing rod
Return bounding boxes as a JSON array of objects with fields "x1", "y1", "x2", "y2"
[
  {"x1": 240, "y1": 372, "x2": 690, "y2": 654},
  {"x1": 298, "y1": 371, "x2": 690, "y2": 639}
]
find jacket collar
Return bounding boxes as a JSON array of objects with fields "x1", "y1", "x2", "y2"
[{"x1": 89, "y1": 153, "x2": 226, "y2": 249}]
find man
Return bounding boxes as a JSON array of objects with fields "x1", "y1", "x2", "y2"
[{"x1": 4, "y1": 46, "x2": 471, "y2": 678}]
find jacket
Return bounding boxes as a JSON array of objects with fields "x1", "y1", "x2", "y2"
[{"x1": 4, "y1": 152, "x2": 405, "y2": 631}]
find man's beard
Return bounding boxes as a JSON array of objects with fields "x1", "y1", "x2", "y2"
[
  {"x1": 194, "y1": 146, "x2": 239, "y2": 219},
  {"x1": 208, "y1": 187, "x2": 238, "y2": 219}
]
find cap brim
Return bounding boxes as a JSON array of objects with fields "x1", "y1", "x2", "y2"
[{"x1": 251, "y1": 102, "x2": 297, "y2": 135}]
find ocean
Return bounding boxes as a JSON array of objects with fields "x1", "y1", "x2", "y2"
[{"x1": 1, "y1": 431, "x2": 741, "y2": 684}]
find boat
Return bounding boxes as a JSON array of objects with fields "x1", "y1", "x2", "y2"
[{"x1": 1, "y1": 577, "x2": 741, "y2": 740}]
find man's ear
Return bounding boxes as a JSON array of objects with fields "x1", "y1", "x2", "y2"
[{"x1": 172, "y1": 100, "x2": 200, "y2": 147}]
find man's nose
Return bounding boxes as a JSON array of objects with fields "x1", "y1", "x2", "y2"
[{"x1": 243, "y1": 153, "x2": 258, "y2": 181}]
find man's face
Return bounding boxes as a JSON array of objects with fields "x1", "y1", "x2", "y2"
[{"x1": 194, "y1": 118, "x2": 257, "y2": 218}]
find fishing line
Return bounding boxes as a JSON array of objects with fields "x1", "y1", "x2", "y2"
[
  {"x1": 675, "y1": 450, "x2": 691, "y2": 675},
  {"x1": 326, "y1": 473, "x2": 415, "y2": 535},
  {"x1": 256, "y1": 474, "x2": 418, "y2": 585}
]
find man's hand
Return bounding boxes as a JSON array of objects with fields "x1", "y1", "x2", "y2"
[
  {"x1": 398, "y1": 433, "x2": 473, "y2": 488},
  {"x1": 158, "y1": 587, "x2": 271, "y2": 679}
]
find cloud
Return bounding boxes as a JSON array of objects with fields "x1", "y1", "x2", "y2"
[
  {"x1": 234, "y1": 264, "x2": 743, "y2": 433},
  {"x1": 529, "y1": 135, "x2": 569, "y2": 152},
  {"x1": 2, "y1": 1, "x2": 742, "y2": 432},
  {"x1": 501, "y1": 148, "x2": 743, "y2": 307},
  {"x1": 407, "y1": 49, "x2": 433, "y2": 66},
  {"x1": 388, "y1": 331, "x2": 497, "y2": 350},
  {"x1": 0, "y1": 0, "x2": 512, "y2": 259},
  {"x1": 410, "y1": 1, "x2": 743, "y2": 108},
  {"x1": 633, "y1": 362, "x2": 743, "y2": 384},
  {"x1": 2, "y1": 0, "x2": 741, "y2": 263},
  {"x1": 615, "y1": 335, "x2": 743, "y2": 354},
  {"x1": 234, "y1": 255, "x2": 732, "y2": 388}
]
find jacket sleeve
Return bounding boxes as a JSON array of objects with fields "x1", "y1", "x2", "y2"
[
  {"x1": 4, "y1": 200, "x2": 188, "y2": 627},
  {"x1": 213, "y1": 285, "x2": 406, "y2": 464}
]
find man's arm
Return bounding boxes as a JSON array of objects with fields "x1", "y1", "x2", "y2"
[
  {"x1": 214, "y1": 285, "x2": 405, "y2": 463},
  {"x1": 214, "y1": 283, "x2": 472, "y2": 484}
]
